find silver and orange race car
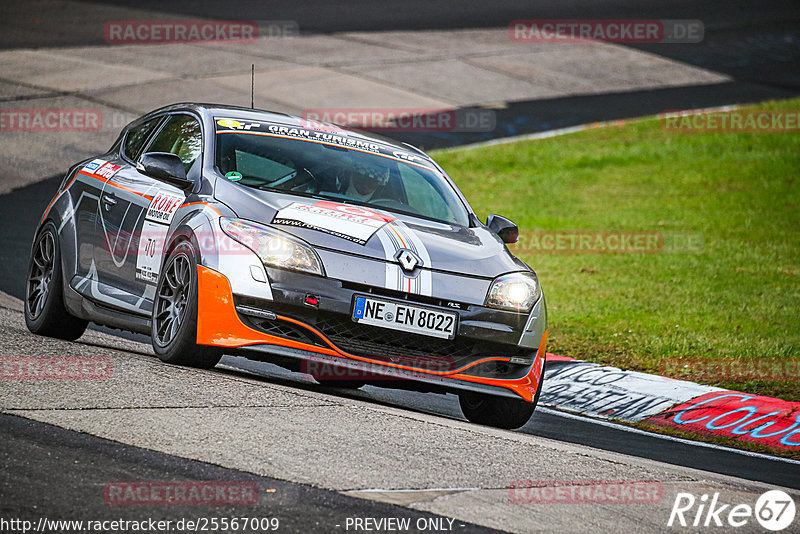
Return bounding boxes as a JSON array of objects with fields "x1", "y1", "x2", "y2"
[{"x1": 25, "y1": 103, "x2": 547, "y2": 429}]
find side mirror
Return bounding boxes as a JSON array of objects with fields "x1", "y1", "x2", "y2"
[
  {"x1": 137, "y1": 152, "x2": 193, "y2": 190},
  {"x1": 487, "y1": 214, "x2": 519, "y2": 244}
]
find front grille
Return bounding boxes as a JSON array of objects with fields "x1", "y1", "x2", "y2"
[
  {"x1": 314, "y1": 312, "x2": 478, "y2": 369},
  {"x1": 253, "y1": 318, "x2": 315, "y2": 343},
  {"x1": 237, "y1": 300, "x2": 533, "y2": 375}
]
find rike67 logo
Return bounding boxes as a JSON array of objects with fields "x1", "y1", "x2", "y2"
[{"x1": 668, "y1": 490, "x2": 796, "y2": 531}]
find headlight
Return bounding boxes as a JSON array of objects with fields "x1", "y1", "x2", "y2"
[
  {"x1": 219, "y1": 217, "x2": 325, "y2": 276},
  {"x1": 485, "y1": 272, "x2": 540, "y2": 312}
]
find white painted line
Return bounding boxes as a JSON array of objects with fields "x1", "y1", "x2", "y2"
[{"x1": 538, "y1": 407, "x2": 800, "y2": 466}]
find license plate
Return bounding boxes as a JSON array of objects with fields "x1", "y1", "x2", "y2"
[{"x1": 352, "y1": 295, "x2": 458, "y2": 340}]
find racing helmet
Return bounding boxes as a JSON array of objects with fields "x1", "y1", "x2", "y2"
[{"x1": 349, "y1": 160, "x2": 390, "y2": 192}]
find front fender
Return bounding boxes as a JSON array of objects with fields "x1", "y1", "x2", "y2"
[{"x1": 165, "y1": 206, "x2": 274, "y2": 301}]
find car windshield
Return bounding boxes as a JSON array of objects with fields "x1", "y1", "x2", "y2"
[{"x1": 215, "y1": 127, "x2": 469, "y2": 226}]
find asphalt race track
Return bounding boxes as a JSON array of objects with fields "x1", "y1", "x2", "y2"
[
  {"x1": 0, "y1": 414, "x2": 499, "y2": 533},
  {"x1": 1, "y1": 1, "x2": 799, "y2": 532}
]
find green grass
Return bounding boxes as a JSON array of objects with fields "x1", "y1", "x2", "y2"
[{"x1": 433, "y1": 99, "x2": 800, "y2": 401}]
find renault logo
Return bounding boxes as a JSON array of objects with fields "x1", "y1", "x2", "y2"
[{"x1": 395, "y1": 249, "x2": 422, "y2": 272}]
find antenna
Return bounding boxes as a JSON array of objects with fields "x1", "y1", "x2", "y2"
[{"x1": 250, "y1": 64, "x2": 255, "y2": 109}]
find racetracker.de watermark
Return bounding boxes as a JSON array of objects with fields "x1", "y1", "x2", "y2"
[
  {"x1": 103, "y1": 20, "x2": 298, "y2": 44},
  {"x1": 509, "y1": 231, "x2": 704, "y2": 254},
  {"x1": 301, "y1": 357, "x2": 456, "y2": 382},
  {"x1": 662, "y1": 359, "x2": 800, "y2": 382},
  {"x1": 1, "y1": 357, "x2": 111, "y2": 380},
  {"x1": 104, "y1": 481, "x2": 259, "y2": 506},
  {"x1": 661, "y1": 109, "x2": 800, "y2": 133},
  {"x1": 509, "y1": 19, "x2": 703, "y2": 43},
  {"x1": 509, "y1": 480, "x2": 663, "y2": 504},
  {"x1": 301, "y1": 108, "x2": 496, "y2": 133},
  {"x1": 0, "y1": 108, "x2": 102, "y2": 132}
]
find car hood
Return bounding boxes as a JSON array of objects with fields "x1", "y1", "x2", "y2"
[{"x1": 215, "y1": 179, "x2": 526, "y2": 279}]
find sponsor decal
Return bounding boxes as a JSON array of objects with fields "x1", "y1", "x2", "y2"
[
  {"x1": 216, "y1": 118, "x2": 261, "y2": 130},
  {"x1": 272, "y1": 200, "x2": 395, "y2": 245},
  {"x1": 135, "y1": 191, "x2": 185, "y2": 283},
  {"x1": 214, "y1": 119, "x2": 438, "y2": 172},
  {"x1": 540, "y1": 361, "x2": 720, "y2": 421},
  {"x1": 83, "y1": 159, "x2": 105, "y2": 173},
  {"x1": 81, "y1": 159, "x2": 121, "y2": 180},
  {"x1": 145, "y1": 191, "x2": 184, "y2": 223},
  {"x1": 96, "y1": 161, "x2": 121, "y2": 179},
  {"x1": 645, "y1": 391, "x2": 800, "y2": 449},
  {"x1": 225, "y1": 171, "x2": 243, "y2": 181}
]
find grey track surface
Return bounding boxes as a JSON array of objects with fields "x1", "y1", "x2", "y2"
[
  {"x1": 222, "y1": 358, "x2": 800, "y2": 491},
  {"x1": 0, "y1": 413, "x2": 499, "y2": 533},
  {"x1": 1, "y1": 298, "x2": 797, "y2": 533}
]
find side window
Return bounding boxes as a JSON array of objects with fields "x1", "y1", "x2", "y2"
[
  {"x1": 143, "y1": 114, "x2": 202, "y2": 172},
  {"x1": 123, "y1": 118, "x2": 161, "y2": 161}
]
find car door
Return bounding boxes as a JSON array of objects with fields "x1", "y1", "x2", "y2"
[
  {"x1": 98, "y1": 113, "x2": 203, "y2": 312},
  {"x1": 69, "y1": 157, "x2": 107, "y2": 279},
  {"x1": 90, "y1": 116, "x2": 163, "y2": 313}
]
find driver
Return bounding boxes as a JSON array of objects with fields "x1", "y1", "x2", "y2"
[{"x1": 343, "y1": 161, "x2": 390, "y2": 202}]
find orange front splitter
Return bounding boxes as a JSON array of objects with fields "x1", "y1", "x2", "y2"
[{"x1": 195, "y1": 265, "x2": 546, "y2": 402}]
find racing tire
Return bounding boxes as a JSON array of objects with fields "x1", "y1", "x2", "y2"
[
  {"x1": 459, "y1": 376, "x2": 542, "y2": 429},
  {"x1": 24, "y1": 223, "x2": 88, "y2": 340},
  {"x1": 151, "y1": 240, "x2": 222, "y2": 369}
]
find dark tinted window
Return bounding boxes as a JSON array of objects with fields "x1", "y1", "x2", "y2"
[
  {"x1": 123, "y1": 118, "x2": 160, "y2": 160},
  {"x1": 144, "y1": 115, "x2": 202, "y2": 172}
]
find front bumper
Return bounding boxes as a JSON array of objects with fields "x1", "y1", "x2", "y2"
[{"x1": 195, "y1": 265, "x2": 546, "y2": 402}]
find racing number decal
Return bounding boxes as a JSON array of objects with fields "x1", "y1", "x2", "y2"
[{"x1": 135, "y1": 191, "x2": 184, "y2": 283}]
